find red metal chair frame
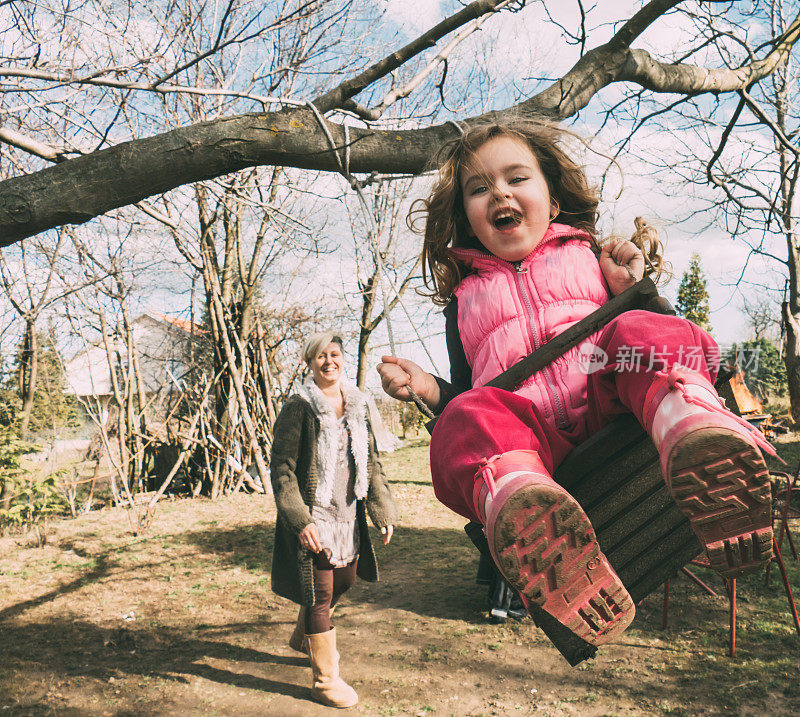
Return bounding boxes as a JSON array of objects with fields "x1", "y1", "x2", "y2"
[
  {"x1": 662, "y1": 531, "x2": 800, "y2": 656},
  {"x1": 766, "y1": 468, "x2": 799, "y2": 581}
]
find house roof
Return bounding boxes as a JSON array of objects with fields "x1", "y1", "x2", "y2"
[
  {"x1": 145, "y1": 312, "x2": 206, "y2": 334},
  {"x1": 64, "y1": 311, "x2": 202, "y2": 397}
]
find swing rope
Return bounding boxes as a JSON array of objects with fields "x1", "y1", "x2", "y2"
[{"x1": 306, "y1": 102, "x2": 436, "y2": 419}]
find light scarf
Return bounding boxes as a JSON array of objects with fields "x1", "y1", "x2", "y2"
[{"x1": 294, "y1": 379, "x2": 369, "y2": 507}]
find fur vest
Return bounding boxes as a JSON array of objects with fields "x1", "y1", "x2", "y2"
[
  {"x1": 269, "y1": 383, "x2": 398, "y2": 606},
  {"x1": 293, "y1": 380, "x2": 369, "y2": 506}
]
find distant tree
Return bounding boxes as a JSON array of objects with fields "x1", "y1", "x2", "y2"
[
  {"x1": 741, "y1": 296, "x2": 780, "y2": 341},
  {"x1": 727, "y1": 338, "x2": 787, "y2": 398},
  {"x1": 2, "y1": 324, "x2": 79, "y2": 435},
  {"x1": 676, "y1": 254, "x2": 712, "y2": 333}
]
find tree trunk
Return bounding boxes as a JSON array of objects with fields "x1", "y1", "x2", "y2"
[
  {"x1": 19, "y1": 318, "x2": 37, "y2": 439},
  {"x1": 123, "y1": 313, "x2": 148, "y2": 494},
  {"x1": 782, "y1": 301, "x2": 800, "y2": 423},
  {"x1": 781, "y1": 228, "x2": 800, "y2": 422},
  {"x1": 355, "y1": 275, "x2": 378, "y2": 390},
  {"x1": 781, "y1": 219, "x2": 800, "y2": 421},
  {"x1": 195, "y1": 181, "x2": 267, "y2": 497},
  {"x1": 0, "y1": 483, "x2": 11, "y2": 512},
  {"x1": 776, "y1": 53, "x2": 800, "y2": 424},
  {"x1": 99, "y1": 313, "x2": 130, "y2": 503}
]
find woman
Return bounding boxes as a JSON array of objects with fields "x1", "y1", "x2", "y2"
[{"x1": 270, "y1": 331, "x2": 397, "y2": 709}]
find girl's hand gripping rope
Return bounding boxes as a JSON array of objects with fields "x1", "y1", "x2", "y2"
[
  {"x1": 599, "y1": 239, "x2": 645, "y2": 296},
  {"x1": 377, "y1": 356, "x2": 441, "y2": 414}
]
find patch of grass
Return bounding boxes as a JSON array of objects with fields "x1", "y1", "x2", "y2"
[{"x1": 420, "y1": 644, "x2": 443, "y2": 662}]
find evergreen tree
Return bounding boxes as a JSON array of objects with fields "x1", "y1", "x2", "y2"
[
  {"x1": 0, "y1": 325, "x2": 79, "y2": 434},
  {"x1": 676, "y1": 253, "x2": 712, "y2": 332},
  {"x1": 727, "y1": 338, "x2": 787, "y2": 398}
]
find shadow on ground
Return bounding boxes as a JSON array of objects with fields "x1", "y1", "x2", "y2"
[
  {"x1": 2, "y1": 509, "x2": 798, "y2": 715},
  {"x1": 179, "y1": 523, "x2": 487, "y2": 620},
  {"x1": 0, "y1": 617, "x2": 312, "y2": 710}
]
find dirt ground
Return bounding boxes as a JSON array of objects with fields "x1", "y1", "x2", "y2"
[{"x1": 1, "y1": 439, "x2": 798, "y2": 716}]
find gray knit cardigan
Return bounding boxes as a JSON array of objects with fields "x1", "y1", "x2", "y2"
[{"x1": 269, "y1": 391, "x2": 398, "y2": 606}]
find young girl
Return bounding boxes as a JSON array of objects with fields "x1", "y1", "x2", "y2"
[{"x1": 377, "y1": 119, "x2": 775, "y2": 648}]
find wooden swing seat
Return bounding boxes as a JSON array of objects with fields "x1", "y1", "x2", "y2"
[{"x1": 465, "y1": 407, "x2": 710, "y2": 666}]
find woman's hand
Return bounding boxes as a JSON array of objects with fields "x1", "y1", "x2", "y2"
[
  {"x1": 380, "y1": 525, "x2": 394, "y2": 545},
  {"x1": 599, "y1": 239, "x2": 645, "y2": 296},
  {"x1": 298, "y1": 522, "x2": 324, "y2": 553},
  {"x1": 377, "y1": 356, "x2": 440, "y2": 410}
]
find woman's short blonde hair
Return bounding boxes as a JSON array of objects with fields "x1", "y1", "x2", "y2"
[{"x1": 302, "y1": 331, "x2": 344, "y2": 363}]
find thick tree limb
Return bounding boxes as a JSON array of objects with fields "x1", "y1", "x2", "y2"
[
  {"x1": 2, "y1": 1, "x2": 799, "y2": 244},
  {"x1": 619, "y1": 15, "x2": 800, "y2": 94}
]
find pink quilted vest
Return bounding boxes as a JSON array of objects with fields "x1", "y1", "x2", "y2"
[{"x1": 451, "y1": 223, "x2": 610, "y2": 428}]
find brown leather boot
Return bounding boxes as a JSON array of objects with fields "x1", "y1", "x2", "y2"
[
  {"x1": 288, "y1": 606, "x2": 307, "y2": 653},
  {"x1": 306, "y1": 628, "x2": 358, "y2": 708}
]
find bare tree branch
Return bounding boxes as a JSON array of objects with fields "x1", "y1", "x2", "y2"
[
  {"x1": 0, "y1": 69, "x2": 303, "y2": 108},
  {"x1": 0, "y1": 127, "x2": 74, "y2": 162},
  {"x1": 741, "y1": 89, "x2": 800, "y2": 157},
  {"x1": 312, "y1": 0, "x2": 517, "y2": 113},
  {"x1": 367, "y1": 0, "x2": 518, "y2": 119},
  {"x1": 2, "y1": 1, "x2": 800, "y2": 244}
]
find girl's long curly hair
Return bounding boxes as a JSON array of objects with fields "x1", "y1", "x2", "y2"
[{"x1": 409, "y1": 118, "x2": 666, "y2": 304}]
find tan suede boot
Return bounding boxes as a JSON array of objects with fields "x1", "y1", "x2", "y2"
[
  {"x1": 306, "y1": 628, "x2": 358, "y2": 708},
  {"x1": 288, "y1": 606, "x2": 307, "y2": 653}
]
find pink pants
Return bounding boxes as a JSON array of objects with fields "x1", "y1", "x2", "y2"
[{"x1": 430, "y1": 311, "x2": 719, "y2": 523}]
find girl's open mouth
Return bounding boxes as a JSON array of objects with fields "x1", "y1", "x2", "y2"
[{"x1": 493, "y1": 209, "x2": 523, "y2": 230}]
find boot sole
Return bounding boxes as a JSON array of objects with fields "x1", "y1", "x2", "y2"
[
  {"x1": 487, "y1": 482, "x2": 635, "y2": 646},
  {"x1": 314, "y1": 693, "x2": 358, "y2": 709},
  {"x1": 667, "y1": 427, "x2": 773, "y2": 578}
]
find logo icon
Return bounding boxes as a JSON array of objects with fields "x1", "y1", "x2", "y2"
[{"x1": 577, "y1": 343, "x2": 608, "y2": 374}]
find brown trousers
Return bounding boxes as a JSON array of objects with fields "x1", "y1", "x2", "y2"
[{"x1": 305, "y1": 551, "x2": 358, "y2": 635}]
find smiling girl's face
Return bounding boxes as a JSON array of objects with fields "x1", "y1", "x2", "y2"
[{"x1": 460, "y1": 135, "x2": 555, "y2": 262}]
